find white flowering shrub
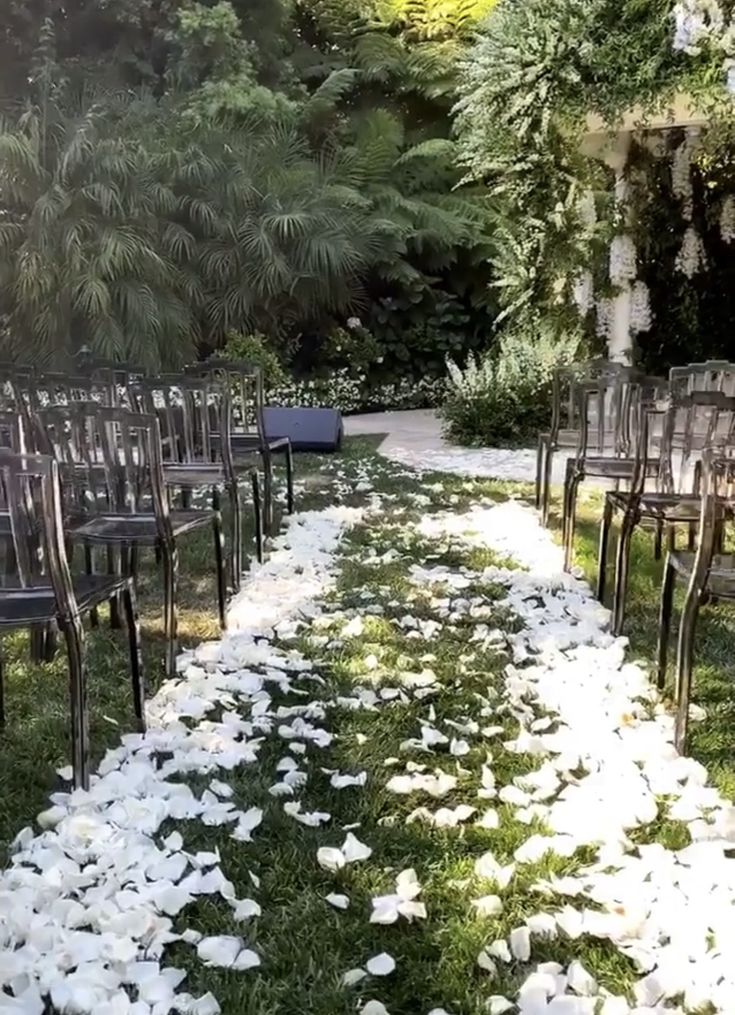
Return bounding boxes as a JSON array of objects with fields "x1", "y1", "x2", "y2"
[
  {"x1": 269, "y1": 369, "x2": 445, "y2": 415},
  {"x1": 441, "y1": 327, "x2": 581, "y2": 446}
]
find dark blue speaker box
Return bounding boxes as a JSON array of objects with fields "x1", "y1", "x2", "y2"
[{"x1": 263, "y1": 407, "x2": 344, "y2": 452}]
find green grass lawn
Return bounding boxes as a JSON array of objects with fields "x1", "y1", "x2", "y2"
[{"x1": 2, "y1": 441, "x2": 735, "y2": 1014}]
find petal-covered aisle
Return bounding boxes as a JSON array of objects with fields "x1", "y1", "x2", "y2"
[{"x1": 2, "y1": 446, "x2": 735, "y2": 1015}]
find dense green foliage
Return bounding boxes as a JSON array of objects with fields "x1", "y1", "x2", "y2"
[
  {"x1": 441, "y1": 326, "x2": 580, "y2": 445},
  {"x1": 0, "y1": 0, "x2": 498, "y2": 379},
  {"x1": 455, "y1": 0, "x2": 735, "y2": 376}
]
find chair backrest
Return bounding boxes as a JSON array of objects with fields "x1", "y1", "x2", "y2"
[
  {"x1": 0, "y1": 450, "x2": 79, "y2": 615},
  {"x1": 550, "y1": 358, "x2": 629, "y2": 438},
  {"x1": 669, "y1": 360, "x2": 735, "y2": 397},
  {"x1": 190, "y1": 359, "x2": 265, "y2": 442},
  {"x1": 134, "y1": 374, "x2": 235, "y2": 473},
  {"x1": 36, "y1": 403, "x2": 174, "y2": 541},
  {"x1": 573, "y1": 369, "x2": 664, "y2": 459},
  {"x1": 657, "y1": 390, "x2": 735, "y2": 494},
  {"x1": 21, "y1": 373, "x2": 111, "y2": 419},
  {"x1": 2, "y1": 364, "x2": 36, "y2": 413},
  {"x1": 80, "y1": 359, "x2": 147, "y2": 409},
  {"x1": 687, "y1": 446, "x2": 735, "y2": 594}
]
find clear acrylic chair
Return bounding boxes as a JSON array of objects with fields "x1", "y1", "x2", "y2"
[
  {"x1": 597, "y1": 390, "x2": 735, "y2": 633},
  {"x1": 537, "y1": 359, "x2": 630, "y2": 526},
  {"x1": 38, "y1": 404, "x2": 228, "y2": 678},
  {"x1": 0, "y1": 449, "x2": 145, "y2": 788},
  {"x1": 189, "y1": 359, "x2": 295, "y2": 533},
  {"x1": 561, "y1": 370, "x2": 667, "y2": 571},
  {"x1": 656, "y1": 446, "x2": 735, "y2": 752},
  {"x1": 134, "y1": 375, "x2": 262, "y2": 590}
]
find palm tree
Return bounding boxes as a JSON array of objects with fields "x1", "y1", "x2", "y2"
[{"x1": 0, "y1": 104, "x2": 196, "y2": 368}]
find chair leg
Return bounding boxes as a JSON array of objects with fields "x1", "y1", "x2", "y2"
[
  {"x1": 251, "y1": 471, "x2": 264, "y2": 564},
  {"x1": 107, "y1": 546, "x2": 121, "y2": 629},
  {"x1": 541, "y1": 444, "x2": 554, "y2": 527},
  {"x1": 285, "y1": 444, "x2": 295, "y2": 515},
  {"x1": 261, "y1": 450, "x2": 274, "y2": 533},
  {"x1": 535, "y1": 437, "x2": 545, "y2": 509},
  {"x1": 611, "y1": 508, "x2": 637, "y2": 636},
  {"x1": 224, "y1": 484, "x2": 242, "y2": 593},
  {"x1": 653, "y1": 520, "x2": 663, "y2": 561},
  {"x1": 596, "y1": 493, "x2": 614, "y2": 603},
  {"x1": 121, "y1": 583, "x2": 145, "y2": 731},
  {"x1": 0, "y1": 650, "x2": 5, "y2": 727},
  {"x1": 562, "y1": 465, "x2": 580, "y2": 571},
  {"x1": 656, "y1": 557, "x2": 676, "y2": 690},
  {"x1": 674, "y1": 589, "x2": 701, "y2": 753},
  {"x1": 62, "y1": 616, "x2": 90, "y2": 790},
  {"x1": 161, "y1": 540, "x2": 179, "y2": 678},
  {"x1": 85, "y1": 545, "x2": 98, "y2": 628},
  {"x1": 43, "y1": 622, "x2": 58, "y2": 662},
  {"x1": 213, "y1": 509, "x2": 227, "y2": 630}
]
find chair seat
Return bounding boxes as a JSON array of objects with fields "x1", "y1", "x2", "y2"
[
  {"x1": 570, "y1": 456, "x2": 660, "y2": 480},
  {"x1": 0, "y1": 574, "x2": 129, "y2": 626},
  {"x1": 163, "y1": 462, "x2": 256, "y2": 488},
  {"x1": 213, "y1": 432, "x2": 290, "y2": 455},
  {"x1": 607, "y1": 490, "x2": 702, "y2": 522},
  {"x1": 669, "y1": 551, "x2": 735, "y2": 600},
  {"x1": 539, "y1": 429, "x2": 611, "y2": 450},
  {"x1": 163, "y1": 463, "x2": 226, "y2": 488},
  {"x1": 67, "y1": 510, "x2": 215, "y2": 545}
]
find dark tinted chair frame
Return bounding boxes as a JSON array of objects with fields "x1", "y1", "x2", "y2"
[
  {"x1": 190, "y1": 359, "x2": 295, "y2": 533},
  {"x1": 656, "y1": 447, "x2": 735, "y2": 752},
  {"x1": 0, "y1": 450, "x2": 144, "y2": 788},
  {"x1": 38, "y1": 404, "x2": 227, "y2": 677}
]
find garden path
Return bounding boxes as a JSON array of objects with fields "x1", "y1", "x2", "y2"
[
  {"x1": 345, "y1": 408, "x2": 566, "y2": 483},
  {"x1": 2, "y1": 443, "x2": 734, "y2": 1015}
]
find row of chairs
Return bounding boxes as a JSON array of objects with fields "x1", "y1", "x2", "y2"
[
  {"x1": 0, "y1": 357, "x2": 296, "y2": 788},
  {"x1": 536, "y1": 359, "x2": 735, "y2": 751}
]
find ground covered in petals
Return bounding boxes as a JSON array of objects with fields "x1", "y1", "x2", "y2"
[{"x1": 3, "y1": 440, "x2": 735, "y2": 1015}]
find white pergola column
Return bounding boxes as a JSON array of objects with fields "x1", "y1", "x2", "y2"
[{"x1": 609, "y1": 165, "x2": 634, "y2": 364}]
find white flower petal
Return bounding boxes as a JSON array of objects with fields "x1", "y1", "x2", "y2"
[
  {"x1": 366, "y1": 952, "x2": 396, "y2": 976},
  {"x1": 326, "y1": 893, "x2": 350, "y2": 910}
]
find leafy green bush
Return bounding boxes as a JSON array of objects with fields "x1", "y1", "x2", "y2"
[
  {"x1": 220, "y1": 332, "x2": 287, "y2": 387},
  {"x1": 441, "y1": 327, "x2": 581, "y2": 446}
]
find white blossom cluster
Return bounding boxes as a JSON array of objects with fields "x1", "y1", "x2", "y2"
[
  {"x1": 672, "y1": 0, "x2": 724, "y2": 55},
  {"x1": 630, "y1": 280, "x2": 653, "y2": 333},
  {"x1": 675, "y1": 225, "x2": 708, "y2": 276},
  {"x1": 577, "y1": 190, "x2": 597, "y2": 228},
  {"x1": 609, "y1": 234, "x2": 637, "y2": 286},
  {"x1": 571, "y1": 271, "x2": 594, "y2": 315},
  {"x1": 672, "y1": 0, "x2": 735, "y2": 92},
  {"x1": 595, "y1": 296, "x2": 613, "y2": 340},
  {"x1": 720, "y1": 194, "x2": 735, "y2": 242},
  {"x1": 672, "y1": 136, "x2": 695, "y2": 220}
]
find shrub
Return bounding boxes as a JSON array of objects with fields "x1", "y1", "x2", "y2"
[
  {"x1": 219, "y1": 332, "x2": 287, "y2": 388},
  {"x1": 269, "y1": 369, "x2": 445, "y2": 415},
  {"x1": 441, "y1": 327, "x2": 581, "y2": 446}
]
